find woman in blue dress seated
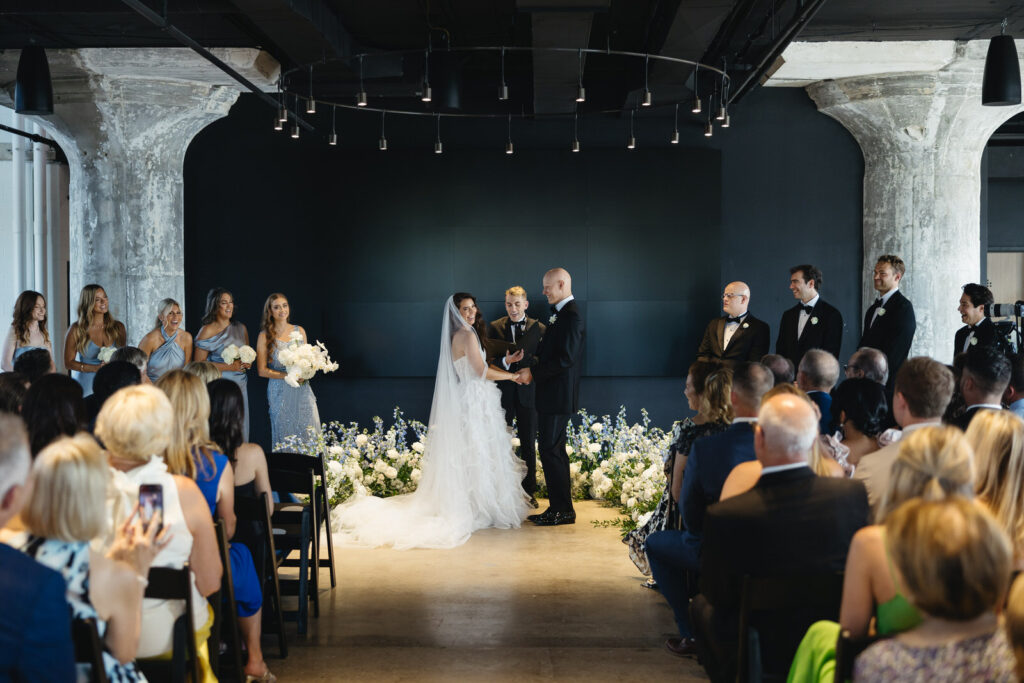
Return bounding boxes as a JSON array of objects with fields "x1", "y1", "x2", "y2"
[
  {"x1": 63, "y1": 285, "x2": 126, "y2": 397},
  {"x1": 139, "y1": 298, "x2": 193, "y2": 383},
  {"x1": 1, "y1": 290, "x2": 56, "y2": 373},
  {"x1": 194, "y1": 288, "x2": 252, "y2": 440},
  {"x1": 156, "y1": 370, "x2": 276, "y2": 683},
  {"x1": 256, "y1": 292, "x2": 321, "y2": 451}
]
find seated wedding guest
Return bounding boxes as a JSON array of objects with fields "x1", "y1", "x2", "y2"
[
  {"x1": 761, "y1": 353, "x2": 795, "y2": 386},
  {"x1": 0, "y1": 415, "x2": 74, "y2": 682},
  {"x1": 94, "y1": 385, "x2": 221, "y2": 677},
  {"x1": 844, "y1": 347, "x2": 888, "y2": 386},
  {"x1": 649, "y1": 362, "x2": 771, "y2": 657},
  {"x1": 826, "y1": 378, "x2": 889, "y2": 474},
  {"x1": 796, "y1": 349, "x2": 840, "y2": 434},
  {"x1": 13, "y1": 347, "x2": 53, "y2": 384},
  {"x1": 788, "y1": 425, "x2": 974, "y2": 682},
  {"x1": 139, "y1": 299, "x2": 193, "y2": 383},
  {"x1": 855, "y1": 357, "x2": 955, "y2": 515},
  {"x1": 21, "y1": 374, "x2": 85, "y2": 457},
  {"x1": 207, "y1": 378, "x2": 277, "y2": 681},
  {"x1": 0, "y1": 372, "x2": 28, "y2": 413},
  {"x1": 183, "y1": 360, "x2": 221, "y2": 384},
  {"x1": 1004, "y1": 353, "x2": 1024, "y2": 420},
  {"x1": 110, "y1": 346, "x2": 150, "y2": 384},
  {"x1": 853, "y1": 498, "x2": 1014, "y2": 682},
  {"x1": 947, "y1": 344, "x2": 1010, "y2": 431},
  {"x1": 10, "y1": 433, "x2": 166, "y2": 681},
  {"x1": 696, "y1": 282, "x2": 771, "y2": 366},
  {"x1": 624, "y1": 361, "x2": 732, "y2": 583},
  {"x1": 64, "y1": 284, "x2": 126, "y2": 398},
  {"x1": 690, "y1": 393, "x2": 869, "y2": 681},
  {"x1": 719, "y1": 384, "x2": 845, "y2": 501},
  {"x1": 967, "y1": 410, "x2": 1024, "y2": 569},
  {"x1": 1, "y1": 290, "x2": 55, "y2": 373},
  {"x1": 1006, "y1": 575, "x2": 1024, "y2": 680},
  {"x1": 955, "y1": 283, "x2": 1005, "y2": 357},
  {"x1": 83, "y1": 361, "x2": 142, "y2": 430}
]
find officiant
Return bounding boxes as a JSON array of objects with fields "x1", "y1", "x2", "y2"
[{"x1": 488, "y1": 286, "x2": 546, "y2": 506}]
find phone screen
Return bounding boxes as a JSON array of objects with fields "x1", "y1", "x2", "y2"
[{"x1": 139, "y1": 484, "x2": 163, "y2": 533}]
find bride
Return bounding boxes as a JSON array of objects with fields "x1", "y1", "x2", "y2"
[{"x1": 333, "y1": 293, "x2": 533, "y2": 549}]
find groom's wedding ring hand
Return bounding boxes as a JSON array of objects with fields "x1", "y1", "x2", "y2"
[
  {"x1": 506, "y1": 349, "x2": 525, "y2": 365},
  {"x1": 515, "y1": 368, "x2": 533, "y2": 385}
]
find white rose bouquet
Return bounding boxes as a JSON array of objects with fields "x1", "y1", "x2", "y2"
[
  {"x1": 97, "y1": 346, "x2": 117, "y2": 363},
  {"x1": 222, "y1": 343, "x2": 257, "y2": 366},
  {"x1": 276, "y1": 330, "x2": 339, "y2": 388}
]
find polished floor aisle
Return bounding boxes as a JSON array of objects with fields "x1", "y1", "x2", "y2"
[{"x1": 272, "y1": 500, "x2": 708, "y2": 681}]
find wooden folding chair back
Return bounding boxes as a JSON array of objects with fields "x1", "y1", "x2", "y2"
[
  {"x1": 137, "y1": 565, "x2": 200, "y2": 683},
  {"x1": 210, "y1": 519, "x2": 245, "y2": 679},
  {"x1": 72, "y1": 617, "x2": 109, "y2": 683},
  {"x1": 268, "y1": 465, "x2": 319, "y2": 635},
  {"x1": 268, "y1": 450, "x2": 337, "y2": 588},
  {"x1": 235, "y1": 491, "x2": 288, "y2": 658}
]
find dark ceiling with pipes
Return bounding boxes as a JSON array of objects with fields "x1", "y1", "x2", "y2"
[{"x1": 2, "y1": 1, "x2": 1024, "y2": 118}]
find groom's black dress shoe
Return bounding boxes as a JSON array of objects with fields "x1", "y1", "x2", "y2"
[
  {"x1": 527, "y1": 508, "x2": 553, "y2": 523},
  {"x1": 532, "y1": 511, "x2": 576, "y2": 526}
]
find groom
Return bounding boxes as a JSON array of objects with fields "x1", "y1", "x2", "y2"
[{"x1": 516, "y1": 268, "x2": 585, "y2": 526}]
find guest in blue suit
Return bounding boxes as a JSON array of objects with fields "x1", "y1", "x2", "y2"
[
  {"x1": 0, "y1": 413, "x2": 75, "y2": 682},
  {"x1": 796, "y1": 349, "x2": 841, "y2": 434},
  {"x1": 647, "y1": 362, "x2": 775, "y2": 658}
]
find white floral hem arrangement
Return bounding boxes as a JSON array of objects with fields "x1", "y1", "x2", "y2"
[{"x1": 276, "y1": 406, "x2": 669, "y2": 533}]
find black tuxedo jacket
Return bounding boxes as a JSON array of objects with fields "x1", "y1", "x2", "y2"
[
  {"x1": 696, "y1": 313, "x2": 770, "y2": 365},
  {"x1": 487, "y1": 315, "x2": 545, "y2": 408},
  {"x1": 528, "y1": 300, "x2": 585, "y2": 415},
  {"x1": 680, "y1": 422, "x2": 756, "y2": 538},
  {"x1": 953, "y1": 317, "x2": 1000, "y2": 358},
  {"x1": 858, "y1": 290, "x2": 916, "y2": 382},
  {"x1": 948, "y1": 404, "x2": 1003, "y2": 432},
  {"x1": 775, "y1": 298, "x2": 843, "y2": 368}
]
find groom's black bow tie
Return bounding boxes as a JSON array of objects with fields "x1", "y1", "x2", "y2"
[
  {"x1": 550, "y1": 305, "x2": 558, "y2": 314},
  {"x1": 726, "y1": 316, "x2": 744, "y2": 324},
  {"x1": 873, "y1": 297, "x2": 883, "y2": 307},
  {"x1": 799, "y1": 304, "x2": 814, "y2": 314}
]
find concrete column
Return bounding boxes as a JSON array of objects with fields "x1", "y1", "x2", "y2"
[
  {"x1": 10, "y1": 111, "x2": 26, "y2": 292},
  {"x1": 804, "y1": 42, "x2": 1024, "y2": 362},
  {"x1": 4, "y1": 48, "x2": 278, "y2": 341},
  {"x1": 32, "y1": 122, "x2": 47, "y2": 292}
]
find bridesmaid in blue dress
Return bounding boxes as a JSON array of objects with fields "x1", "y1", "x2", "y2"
[
  {"x1": 194, "y1": 288, "x2": 252, "y2": 440},
  {"x1": 1, "y1": 290, "x2": 56, "y2": 373},
  {"x1": 139, "y1": 298, "x2": 193, "y2": 383},
  {"x1": 256, "y1": 292, "x2": 322, "y2": 450},
  {"x1": 62, "y1": 285, "x2": 126, "y2": 397}
]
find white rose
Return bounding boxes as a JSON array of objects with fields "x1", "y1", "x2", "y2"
[
  {"x1": 385, "y1": 466, "x2": 398, "y2": 479},
  {"x1": 626, "y1": 497, "x2": 637, "y2": 508},
  {"x1": 412, "y1": 442, "x2": 425, "y2": 453},
  {"x1": 569, "y1": 462, "x2": 581, "y2": 475},
  {"x1": 328, "y1": 461, "x2": 343, "y2": 475},
  {"x1": 355, "y1": 434, "x2": 368, "y2": 447},
  {"x1": 590, "y1": 423, "x2": 604, "y2": 433},
  {"x1": 387, "y1": 448, "x2": 399, "y2": 459},
  {"x1": 511, "y1": 437, "x2": 522, "y2": 448},
  {"x1": 565, "y1": 445, "x2": 574, "y2": 455},
  {"x1": 588, "y1": 443, "x2": 601, "y2": 454},
  {"x1": 411, "y1": 468, "x2": 422, "y2": 482},
  {"x1": 239, "y1": 345, "x2": 257, "y2": 364},
  {"x1": 349, "y1": 448, "x2": 360, "y2": 458},
  {"x1": 328, "y1": 445, "x2": 344, "y2": 457},
  {"x1": 372, "y1": 459, "x2": 386, "y2": 472},
  {"x1": 222, "y1": 344, "x2": 241, "y2": 363},
  {"x1": 97, "y1": 346, "x2": 117, "y2": 363},
  {"x1": 620, "y1": 493, "x2": 629, "y2": 504}
]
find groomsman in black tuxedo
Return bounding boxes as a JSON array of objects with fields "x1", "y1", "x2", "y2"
[
  {"x1": 516, "y1": 268, "x2": 585, "y2": 526},
  {"x1": 954, "y1": 283, "x2": 1005, "y2": 357},
  {"x1": 858, "y1": 255, "x2": 916, "y2": 394},
  {"x1": 775, "y1": 264, "x2": 843, "y2": 369},
  {"x1": 696, "y1": 281, "x2": 770, "y2": 366},
  {"x1": 488, "y1": 285, "x2": 545, "y2": 505}
]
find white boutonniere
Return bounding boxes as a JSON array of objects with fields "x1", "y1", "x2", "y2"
[
  {"x1": 810, "y1": 316, "x2": 819, "y2": 325},
  {"x1": 742, "y1": 322, "x2": 749, "y2": 329},
  {"x1": 877, "y1": 308, "x2": 886, "y2": 316},
  {"x1": 549, "y1": 314, "x2": 557, "y2": 324},
  {"x1": 970, "y1": 337, "x2": 978, "y2": 346}
]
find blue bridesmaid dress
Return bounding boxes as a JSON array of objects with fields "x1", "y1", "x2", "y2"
[
  {"x1": 268, "y1": 337, "x2": 321, "y2": 450},
  {"x1": 71, "y1": 340, "x2": 103, "y2": 397},
  {"x1": 195, "y1": 321, "x2": 250, "y2": 440},
  {"x1": 12, "y1": 345, "x2": 49, "y2": 363},
  {"x1": 146, "y1": 328, "x2": 185, "y2": 383}
]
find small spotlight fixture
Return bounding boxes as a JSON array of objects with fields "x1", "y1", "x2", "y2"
[
  {"x1": 379, "y1": 110, "x2": 387, "y2": 150},
  {"x1": 357, "y1": 56, "x2": 368, "y2": 106},
  {"x1": 422, "y1": 48, "x2": 433, "y2": 102},
  {"x1": 306, "y1": 65, "x2": 316, "y2": 113},
  {"x1": 691, "y1": 64, "x2": 702, "y2": 113},
  {"x1": 14, "y1": 46, "x2": 53, "y2": 115},
  {"x1": 576, "y1": 49, "x2": 586, "y2": 103},
  {"x1": 572, "y1": 111, "x2": 580, "y2": 152},
  {"x1": 627, "y1": 109, "x2": 636, "y2": 149},
  {"x1": 499, "y1": 47, "x2": 509, "y2": 100},
  {"x1": 291, "y1": 123, "x2": 300, "y2": 139},
  {"x1": 505, "y1": 114, "x2": 514, "y2": 154},
  {"x1": 329, "y1": 105, "x2": 337, "y2": 145},
  {"x1": 641, "y1": 55, "x2": 652, "y2": 106},
  {"x1": 721, "y1": 113, "x2": 731, "y2": 129},
  {"x1": 983, "y1": 18, "x2": 1022, "y2": 106},
  {"x1": 704, "y1": 121, "x2": 713, "y2": 137},
  {"x1": 273, "y1": 115, "x2": 283, "y2": 131},
  {"x1": 434, "y1": 114, "x2": 442, "y2": 153},
  {"x1": 671, "y1": 103, "x2": 680, "y2": 144},
  {"x1": 642, "y1": 90, "x2": 652, "y2": 107}
]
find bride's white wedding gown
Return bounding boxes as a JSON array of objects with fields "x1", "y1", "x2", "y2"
[{"x1": 333, "y1": 344, "x2": 531, "y2": 549}]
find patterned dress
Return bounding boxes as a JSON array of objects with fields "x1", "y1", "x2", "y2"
[
  {"x1": 268, "y1": 337, "x2": 322, "y2": 450},
  {"x1": 16, "y1": 535, "x2": 147, "y2": 683},
  {"x1": 853, "y1": 629, "x2": 1014, "y2": 682},
  {"x1": 624, "y1": 418, "x2": 730, "y2": 575}
]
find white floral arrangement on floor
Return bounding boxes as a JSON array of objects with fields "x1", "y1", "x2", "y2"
[
  {"x1": 222, "y1": 343, "x2": 257, "y2": 365},
  {"x1": 276, "y1": 330, "x2": 339, "y2": 387},
  {"x1": 276, "y1": 406, "x2": 669, "y2": 532}
]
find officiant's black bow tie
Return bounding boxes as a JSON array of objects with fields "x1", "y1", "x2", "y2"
[
  {"x1": 726, "y1": 316, "x2": 744, "y2": 324},
  {"x1": 799, "y1": 305, "x2": 814, "y2": 314},
  {"x1": 873, "y1": 298, "x2": 883, "y2": 306},
  {"x1": 512, "y1": 320, "x2": 525, "y2": 330}
]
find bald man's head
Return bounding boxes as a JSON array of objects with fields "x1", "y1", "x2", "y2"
[
  {"x1": 542, "y1": 268, "x2": 573, "y2": 305},
  {"x1": 723, "y1": 281, "x2": 751, "y2": 317},
  {"x1": 755, "y1": 394, "x2": 818, "y2": 467}
]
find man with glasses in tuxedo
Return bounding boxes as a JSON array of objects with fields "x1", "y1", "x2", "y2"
[{"x1": 696, "y1": 281, "x2": 771, "y2": 366}]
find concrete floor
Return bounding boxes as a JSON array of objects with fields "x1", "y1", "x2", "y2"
[{"x1": 269, "y1": 499, "x2": 708, "y2": 682}]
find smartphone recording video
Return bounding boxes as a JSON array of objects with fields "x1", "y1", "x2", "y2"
[{"x1": 139, "y1": 484, "x2": 163, "y2": 533}]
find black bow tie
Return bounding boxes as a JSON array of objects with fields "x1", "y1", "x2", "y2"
[
  {"x1": 511, "y1": 320, "x2": 525, "y2": 329},
  {"x1": 726, "y1": 316, "x2": 744, "y2": 324},
  {"x1": 799, "y1": 305, "x2": 814, "y2": 314},
  {"x1": 550, "y1": 305, "x2": 558, "y2": 314},
  {"x1": 873, "y1": 297, "x2": 883, "y2": 307}
]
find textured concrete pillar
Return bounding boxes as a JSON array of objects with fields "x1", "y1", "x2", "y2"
[
  {"x1": 805, "y1": 42, "x2": 1024, "y2": 362},
  {"x1": 2, "y1": 48, "x2": 277, "y2": 341}
]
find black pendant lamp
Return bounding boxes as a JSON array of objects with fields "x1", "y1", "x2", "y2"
[
  {"x1": 15, "y1": 46, "x2": 54, "y2": 115},
  {"x1": 983, "y1": 20, "x2": 1021, "y2": 106}
]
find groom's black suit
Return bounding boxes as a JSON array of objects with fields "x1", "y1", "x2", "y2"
[
  {"x1": 527, "y1": 299, "x2": 585, "y2": 514},
  {"x1": 488, "y1": 315, "x2": 546, "y2": 495}
]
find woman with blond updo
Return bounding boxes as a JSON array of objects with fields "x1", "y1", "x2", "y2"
[{"x1": 138, "y1": 298, "x2": 193, "y2": 383}]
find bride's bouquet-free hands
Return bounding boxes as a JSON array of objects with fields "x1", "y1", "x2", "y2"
[
  {"x1": 277, "y1": 330, "x2": 339, "y2": 388},
  {"x1": 222, "y1": 343, "x2": 257, "y2": 370}
]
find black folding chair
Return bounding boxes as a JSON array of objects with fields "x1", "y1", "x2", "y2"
[
  {"x1": 268, "y1": 466, "x2": 318, "y2": 635},
  {"x1": 268, "y1": 451, "x2": 337, "y2": 588},
  {"x1": 210, "y1": 519, "x2": 245, "y2": 681},
  {"x1": 136, "y1": 565, "x2": 201, "y2": 683},
  {"x1": 736, "y1": 572, "x2": 845, "y2": 683},
  {"x1": 833, "y1": 629, "x2": 882, "y2": 683},
  {"x1": 235, "y1": 492, "x2": 288, "y2": 658},
  {"x1": 72, "y1": 617, "x2": 109, "y2": 683}
]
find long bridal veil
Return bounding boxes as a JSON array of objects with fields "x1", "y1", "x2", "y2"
[{"x1": 333, "y1": 296, "x2": 529, "y2": 549}]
